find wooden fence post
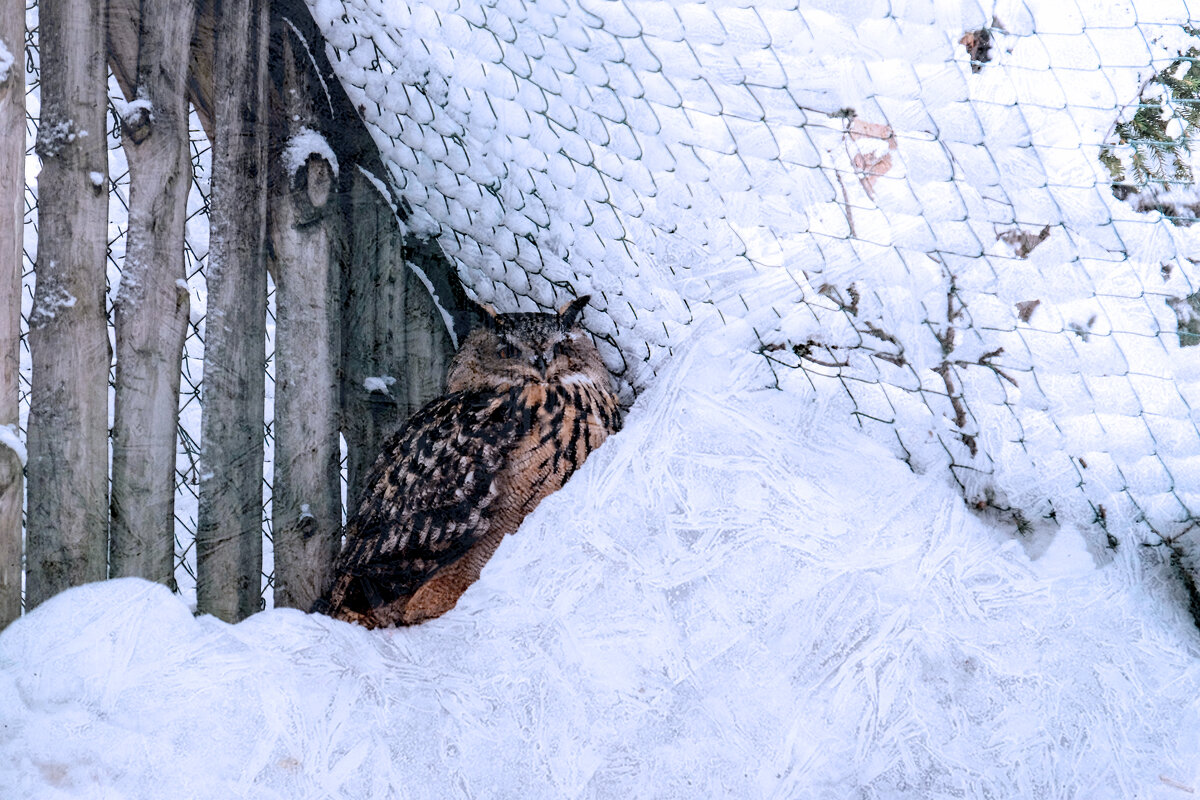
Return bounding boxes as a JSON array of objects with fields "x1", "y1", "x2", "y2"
[
  {"x1": 109, "y1": 0, "x2": 215, "y2": 139},
  {"x1": 268, "y1": 17, "x2": 341, "y2": 611},
  {"x1": 109, "y1": 0, "x2": 196, "y2": 588},
  {"x1": 341, "y1": 179, "x2": 457, "y2": 500},
  {"x1": 25, "y1": 0, "x2": 110, "y2": 609},
  {"x1": 196, "y1": 0, "x2": 270, "y2": 622},
  {"x1": 0, "y1": 1, "x2": 24, "y2": 626}
]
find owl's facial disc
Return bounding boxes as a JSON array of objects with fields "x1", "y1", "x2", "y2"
[
  {"x1": 446, "y1": 307, "x2": 611, "y2": 394},
  {"x1": 497, "y1": 328, "x2": 569, "y2": 379}
]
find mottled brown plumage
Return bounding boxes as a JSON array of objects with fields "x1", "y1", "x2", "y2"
[{"x1": 314, "y1": 295, "x2": 620, "y2": 627}]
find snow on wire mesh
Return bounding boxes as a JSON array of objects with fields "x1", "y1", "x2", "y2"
[{"x1": 308, "y1": 0, "x2": 1200, "y2": 558}]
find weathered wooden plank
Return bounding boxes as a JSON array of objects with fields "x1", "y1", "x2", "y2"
[
  {"x1": 186, "y1": 0, "x2": 215, "y2": 140},
  {"x1": 108, "y1": 0, "x2": 215, "y2": 140},
  {"x1": 109, "y1": 0, "x2": 196, "y2": 587},
  {"x1": 340, "y1": 173, "x2": 456, "y2": 501},
  {"x1": 260, "y1": 0, "x2": 465, "y2": 505},
  {"x1": 195, "y1": 0, "x2": 270, "y2": 623},
  {"x1": 268, "y1": 21, "x2": 341, "y2": 611},
  {"x1": 0, "y1": 0, "x2": 24, "y2": 627},
  {"x1": 25, "y1": 0, "x2": 110, "y2": 608}
]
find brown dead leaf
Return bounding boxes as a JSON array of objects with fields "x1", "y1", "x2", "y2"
[
  {"x1": 1015, "y1": 299, "x2": 1040, "y2": 322},
  {"x1": 998, "y1": 225, "x2": 1051, "y2": 258},
  {"x1": 959, "y1": 28, "x2": 992, "y2": 73},
  {"x1": 848, "y1": 119, "x2": 897, "y2": 198}
]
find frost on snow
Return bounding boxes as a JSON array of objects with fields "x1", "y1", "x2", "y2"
[
  {"x1": 10, "y1": 0, "x2": 1200, "y2": 795},
  {"x1": 2, "y1": 341, "x2": 1199, "y2": 798}
]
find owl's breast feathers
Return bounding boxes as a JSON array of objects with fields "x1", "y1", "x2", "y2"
[{"x1": 318, "y1": 377, "x2": 620, "y2": 626}]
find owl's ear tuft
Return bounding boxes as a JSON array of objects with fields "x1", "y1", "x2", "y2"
[
  {"x1": 557, "y1": 294, "x2": 590, "y2": 327},
  {"x1": 480, "y1": 304, "x2": 505, "y2": 329}
]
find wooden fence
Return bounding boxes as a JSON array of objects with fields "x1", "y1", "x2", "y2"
[{"x1": 0, "y1": 0, "x2": 474, "y2": 627}]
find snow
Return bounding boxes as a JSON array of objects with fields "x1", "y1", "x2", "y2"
[
  {"x1": 353, "y1": 165, "x2": 404, "y2": 231},
  {"x1": 362, "y1": 375, "x2": 395, "y2": 394},
  {"x1": 111, "y1": 96, "x2": 152, "y2": 122},
  {"x1": 111, "y1": 95, "x2": 152, "y2": 118},
  {"x1": 352, "y1": 163, "x2": 460, "y2": 348},
  {"x1": 0, "y1": 423, "x2": 25, "y2": 467},
  {"x1": 282, "y1": 126, "x2": 339, "y2": 180},
  {"x1": 280, "y1": 16, "x2": 335, "y2": 118},
  {"x1": 34, "y1": 119, "x2": 81, "y2": 158},
  {"x1": 0, "y1": 36, "x2": 13, "y2": 84},
  {"x1": 3, "y1": 338, "x2": 1199, "y2": 798},
  {"x1": 27, "y1": 282, "x2": 77, "y2": 328}
]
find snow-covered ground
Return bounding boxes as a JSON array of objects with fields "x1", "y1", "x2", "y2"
[{"x1": 3, "y1": 334, "x2": 1198, "y2": 798}]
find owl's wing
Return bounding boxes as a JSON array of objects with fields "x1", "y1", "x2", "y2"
[{"x1": 331, "y1": 387, "x2": 527, "y2": 604}]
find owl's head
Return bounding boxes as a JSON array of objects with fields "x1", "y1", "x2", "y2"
[{"x1": 447, "y1": 295, "x2": 612, "y2": 393}]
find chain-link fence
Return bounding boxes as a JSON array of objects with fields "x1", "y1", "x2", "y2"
[
  {"x1": 309, "y1": 0, "x2": 1200, "y2": 579},
  {"x1": 15, "y1": 0, "x2": 1200, "y2": 610},
  {"x1": 18, "y1": 1, "x2": 279, "y2": 609}
]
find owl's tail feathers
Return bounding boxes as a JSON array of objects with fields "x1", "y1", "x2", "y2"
[
  {"x1": 310, "y1": 573, "x2": 412, "y2": 629},
  {"x1": 309, "y1": 572, "x2": 351, "y2": 616},
  {"x1": 309, "y1": 579, "x2": 371, "y2": 627},
  {"x1": 308, "y1": 595, "x2": 331, "y2": 615}
]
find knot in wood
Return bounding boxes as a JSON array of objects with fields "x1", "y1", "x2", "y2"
[
  {"x1": 121, "y1": 105, "x2": 152, "y2": 145},
  {"x1": 289, "y1": 155, "x2": 333, "y2": 226}
]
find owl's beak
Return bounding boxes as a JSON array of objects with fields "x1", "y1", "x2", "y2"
[{"x1": 532, "y1": 352, "x2": 550, "y2": 376}]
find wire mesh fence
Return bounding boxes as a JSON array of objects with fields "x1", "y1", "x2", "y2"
[
  {"x1": 13, "y1": 0, "x2": 1200, "y2": 611},
  {"x1": 309, "y1": 0, "x2": 1200, "y2": 571}
]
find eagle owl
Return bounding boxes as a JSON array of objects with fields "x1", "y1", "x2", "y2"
[{"x1": 314, "y1": 295, "x2": 621, "y2": 627}]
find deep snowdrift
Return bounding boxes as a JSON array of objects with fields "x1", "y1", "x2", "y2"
[{"x1": 2, "y1": 342, "x2": 1199, "y2": 798}]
